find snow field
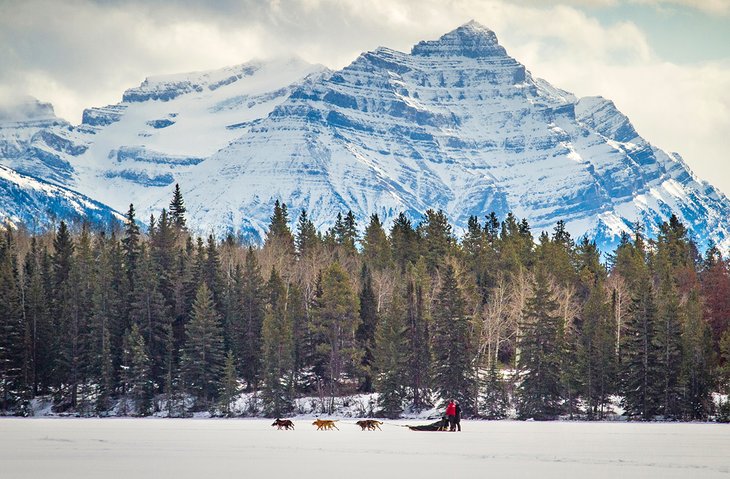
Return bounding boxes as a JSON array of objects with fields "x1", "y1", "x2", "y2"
[{"x1": 1, "y1": 419, "x2": 728, "y2": 479}]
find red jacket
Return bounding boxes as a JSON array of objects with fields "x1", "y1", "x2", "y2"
[{"x1": 446, "y1": 402, "x2": 456, "y2": 417}]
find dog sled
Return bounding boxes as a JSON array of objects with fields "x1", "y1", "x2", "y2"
[{"x1": 406, "y1": 417, "x2": 449, "y2": 431}]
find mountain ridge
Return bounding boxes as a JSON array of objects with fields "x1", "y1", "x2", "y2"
[{"x1": 0, "y1": 22, "x2": 728, "y2": 253}]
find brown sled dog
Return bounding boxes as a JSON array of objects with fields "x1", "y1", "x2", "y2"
[
  {"x1": 355, "y1": 420, "x2": 383, "y2": 431},
  {"x1": 271, "y1": 418, "x2": 294, "y2": 430},
  {"x1": 312, "y1": 419, "x2": 339, "y2": 430}
]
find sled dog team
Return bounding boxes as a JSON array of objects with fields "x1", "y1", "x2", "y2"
[
  {"x1": 271, "y1": 418, "x2": 382, "y2": 431},
  {"x1": 272, "y1": 399, "x2": 461, "y2": 432}
]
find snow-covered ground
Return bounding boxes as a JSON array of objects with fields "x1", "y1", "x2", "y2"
[{"x1": 2, "y1": 419, "x2": 728, "y2": 478}]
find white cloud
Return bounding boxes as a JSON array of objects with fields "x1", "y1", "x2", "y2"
[{"x1": 0, "y1": 0, "x2": 728, "y2": 195}]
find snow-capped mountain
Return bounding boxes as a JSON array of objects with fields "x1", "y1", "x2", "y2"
[
  {"x1": 0, "y1": 163, "x2": 121, "y2": 228},
  {"x1": 1, "y1": 22, "x2": 729, "y2": 253}
]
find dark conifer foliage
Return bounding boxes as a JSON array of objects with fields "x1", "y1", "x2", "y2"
[{"x1": 0, "y1": 188, "x2": 727, "y2": 420}]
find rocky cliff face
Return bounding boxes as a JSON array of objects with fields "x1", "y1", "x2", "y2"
[{"x1": 1, "y1": 22, "x2": 728, "y2": 253}]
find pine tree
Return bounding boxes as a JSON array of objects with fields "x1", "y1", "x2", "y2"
[
  {"x1": 181, "y1": 283, "x2": 226, "y2": 407},
  {"x1": 431, "y1": 264, "x2": 475, "y2": 414},
  {"x1": 391, "y1": 213, "x2": 419, "y2": 272},
  {"x1": 361, "y1": 214, "x2": 391, "y2": 271},
  {"x1": 51, "y1": 221, "x2": 77, "y2": 407},
  {"x1": 264, "y1": 200, "x2": 294, "y2": 253},
  {"x1": 234, "y1": 247, "x2": 266, "y2": 390},
  {"x1": 622, "y1": 273, "x2": 662, "y2": 420},
  {"x1": 220, "y1": 351, "x2": 239, "y2": 417},
  {"x1": 374, "y1": 287, "x2": 408, "y2": 418},
  {"x1": 356, "y1": 265, "x2": 378, "y2": 392},
  {"x1": 405, "y1": 258, "x2": 431, "y2": 410},
  {"x1": 419, "y1": 209, "x2": 453, "y2": 272},
  {"x1": 517, "y1": 269, "x2": 563, "y2": 420},
  {"x1": 310, "y1": 262, "x2": 360, "y2": 411},
  {"x1": 680, "y1": 289, "x2": 713, "y2": 420},
  {"x1": 22, "y1": 237, "x2": 51, "y2": 396},
  {"x1": 579, "y1": 282, "x2": 616, "y2": 419},
  {"x1": 169, "y1": 184, "x2": 187, "y2": 230},
  {"x1": 295, "y1": 210, "x2": 319, "y2": 258},
  {"x1": 121, "y1": 323, "x2": 152, "y2": 415},
  {"x1": 0, "y1": 227, "x2": 24, "y2": 410},
  {"x1": 481, "y1": 361, "x2": 509, "y2": 419},
  {"x1": 129, "y1": 244, "x2": 171, "y2": 391},
  {"x1": 261, "y1": 268, "x2": 295, "y2": 416}
]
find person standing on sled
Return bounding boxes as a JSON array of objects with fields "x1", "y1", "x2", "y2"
[{"x1": 445, "y1": 399, "x2": 457, "y2": 431}]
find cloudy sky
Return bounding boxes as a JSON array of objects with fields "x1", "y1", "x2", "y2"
[{"x1": 1, "y1": 0, "x2": 728, "y2": 194}]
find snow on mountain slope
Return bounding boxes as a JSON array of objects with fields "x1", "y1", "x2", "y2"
[
  {"x1": 0, "y1": 164, "x2": 121, "y2": 228},
  {"x1": 173, "y1": 21, "x2": 730, "y2": 251},
  {"x1": 0, "y1": 58, "x2": 328, "y2": 218},
  {"x1": 0, "y1": 97, "x2": 78, "y2": 184},
  {"x1": 2, "y1": 22, "x2": 729, "y2": 253}
]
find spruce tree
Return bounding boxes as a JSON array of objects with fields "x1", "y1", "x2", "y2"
[
  {"x1": 431, "y1": 264, "x2": 475, "y2": 414},
  {"x1": 264, "y1": 200, "x2": 294, "y2": 253},
  {"x1": 517, "y1": 269, "x2": 563, "y2": 420},
  {"x1": 406, "y1": 258, "x2": 431, "y2": 410},
  {"x1": 220, "y1": 351, "x2": 239, "y2": 416},
  {"x1": 356, "y1": 265, "x2": 378, "y2": 392},
  {"x1": 121, "y1": 323, "x2": 152, "y2": 415},
  {"x1": 0, "y1": 228, "x2": 24, "y2": 410},
  {"x1": 391, "y1": 213, "x2": 419, "y2": 272},
  {"x1": 261, "y1": 268, "x2": 295, "y2": 416},
  {"x1": 169, "y1": 184, "x2": 187, "y2": 230},
  {"x1": 295, "y1": 210, "x2": 319, "y2": 258},
  {"x1": 621, "y1": 273, "x2": 662, "y2": 420},
  {"x1": 374, "y1": 287, "x2": 408, "y2": 418},
  {"x1": 181, "y1": 283, "x2": 226, "y2": 407},
  {"x1": 579, "y1": 283, "x2": 616, "y2": 419},
  {"x1": 419, "y1": 209, "x2": 453, "y2": 272},
  {"x1": 362, "y1": 214, "x2": 392, "y2": 271},
  {"x1": 310, "y1": 262, "x2": 360, "y2": 411},
  {"x1": 235, "y1": 247, "x2": 266, "y2": 390},
  {"x1": 481, "y1": 361, "x2": 509, "y2": 419},
  {"x1": 680, "y1": 290, "x2": 713, "y2": 420}
]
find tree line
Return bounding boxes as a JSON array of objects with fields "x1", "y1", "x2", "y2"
[{"x1": 1, "y1": 184, "x2": 729, "y2": 420}]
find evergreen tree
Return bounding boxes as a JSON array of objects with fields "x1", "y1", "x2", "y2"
[
  {"x1": 181, "y1": 283, "x2": 226, "y2": 407},
  {"x1": 680, "y1": 290, "x2": 713, "y2": 420},
  {"x1": 220, "y1": 351, "x2": 239, "y2": 417},
  {"x1": 22, "y1": 237, "x2": 52, "y2": 396},
  {"x1": 419, "y1": 209, "x2": 453, "y2": 272},
  {"x1": 405, "y1": 258, "x2": 431, "y2": 410},
  {"x1": 129, "y1": 244, "x2": 171, "y2": 391},
  {"x1": 234, "y1": 247, "x2": 266, "y2": 390},
  {"x1": 295, "y1": 210, "x2": 319, "y2": 258},
  {"x1": 310, "y1": 262, "x2": 360, "y2": 411},
  {"x1": 264, "y1": 200, "x2": 294, "y2": 253},
  {"x1": 481, "y1": 361, "x2": 509, "y2": 419},
  {"x1": 361, "y1": 214, "x2": 391, "y2": 271},
  {"x1": 0, "y1": 227, "x2": 24, "y2": 410},
  {"x1": 374, "y1": 287, "x2": 408, "y2": 418},
  {"x1": 355, "y1": 265, "x2": 378, "y2": 392},
  {"x1": 622, "y1": 273, "x2": 662, "y2": 420},
  {"x1": 517, "y1": 269, "x2": 563, "y2": 420},
  {"x1": 431, "y1": 264, "x2": 475, "y2": 414},
  {"x1": 261, "y1": 268, "x2": 295, "y2": 416},
  {"x1": 579, "y1": 283, "x2": 616, "y2": 419},
  {"x1": 120, "y1": 323, "x2": 152, "y2": 415},
  {"x1": 169, "y1": 183, "x2": 187, "y2": 230},
  {"x1": 391, "y1": 213, "x2": 419, "y2": 272},
  {"x1": 51, "y1": 221, "x2": 77, "y2": 407}
]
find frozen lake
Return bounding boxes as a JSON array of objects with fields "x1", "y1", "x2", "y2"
[{"x1": 2, "y1": 418, "x2": 729, "y2": 478}]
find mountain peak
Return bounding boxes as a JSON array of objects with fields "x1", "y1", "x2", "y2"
[
  {"x1": 0, "y1": 96, "x2": 57, "y2": 123},
  {"x1": 411, "y1": 20, "x2": 505, "y2": 58}
]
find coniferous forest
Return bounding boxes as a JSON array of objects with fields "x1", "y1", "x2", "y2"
[{"x1": 1, "y1": 184, "x2": 730, "y2": 421}]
